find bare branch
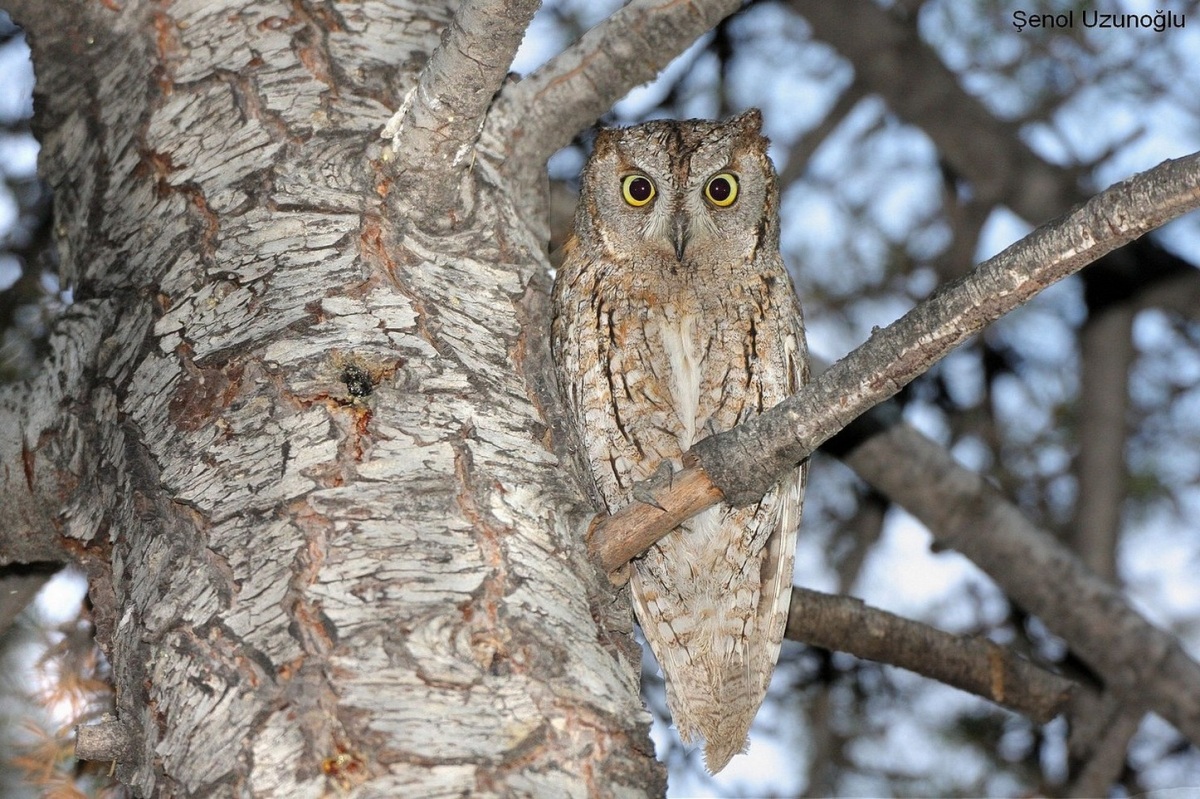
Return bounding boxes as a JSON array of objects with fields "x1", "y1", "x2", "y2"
[
  {"x1": 490, "y1": 0, "x2": 742, "y2": 172},
  {"x1": 777, "y1": 79, "x2": 868, "y2": 188},
  {"x1": 788, "y1": 0, "x2": 1077, "y2": 220},
  {"x1": 842, "y1": 421, "x2": 1200, "y2": 747},
  {"x1": 586, "y1": 462, "x2": 722, "y2": 581},
  {"x1": 0, "y1": 302, "x2": 118, "y2": 566},
  {"x1": 789, "y1": 0, "x2": 1198, "y2": 312},
  {"x1": 1065, "y1": 705, "x2": 1141, "y2": 798},
  {"x1": 695, "y1": 152, "x2": 1200, "y2": 506},
  {"x1": 785, "y1": 587, "x2": 1077, "y2": 723},
  {"x1": 588, "y1": 152, "x2": 1200, "y2": 560},
  {"x1": 385, "y1": 0, "x2": 541, "y2": 213}
]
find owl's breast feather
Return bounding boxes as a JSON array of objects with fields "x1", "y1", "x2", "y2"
[{"x1": 655, "y1": 308, "x2": 704, "y2": 449}]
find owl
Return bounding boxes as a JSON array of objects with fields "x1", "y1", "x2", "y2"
[{"x1": 551, "y1": 109, "x2": 807, "y2": 773}]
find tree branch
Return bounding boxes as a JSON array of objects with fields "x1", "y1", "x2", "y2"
[
  {"x1": 384, "y1": 0, "x2": 541, "y2": 216},
  {"x1": 1065, "y1": 703, "x2": 1141, "y2": 798},
  {"x1": 490, "y1": 0, "x2": 742, "y2": 173},
  {"x1": 777, "y1": 78, "x2": 867, "y2": 189},
  {"x1": 587, "y1": 152, "x2": 1200, "y2": 573},
  {"x1": 585, "y1": 459, "x2": 723, "y2": 580},
  {"x1": 785, "y1": 587, "x2": 1077, "y2": 723},
  {"x1": 75, "y1": 715, "x2": 134, "y2": 763},
  {"x1": 841, "y1": 420, "x2": 1200, "y2": 747},
  {"x1": 789, "y1": 0, "x2": 1198, "y2": 313},
  {"x1": 0, "y1": 301, "x2": 119, "y2": 566},
  {"x1": 787, "y1": 0, "x2": 1077, "y2": 220},
  {"x1": 697, "y1": 152, "x2": 1200, "y2": 505}
]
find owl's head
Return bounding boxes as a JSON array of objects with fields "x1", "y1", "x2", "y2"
[{"x1": 576, "y1": 109, "x2": 779, "y2": 271}]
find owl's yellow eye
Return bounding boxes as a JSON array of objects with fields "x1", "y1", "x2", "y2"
[
  {"x1": 704, "y1": 173, "x2": 739, "y2": 207},
  {"x1": 621, "y1": 174, "x2": 656, "y2": 207}
]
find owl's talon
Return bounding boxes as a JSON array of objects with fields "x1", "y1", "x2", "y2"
[
  {"x1": 632, "y1": 483, "x2": 668, "y2": 513},
  {"x1": 607, "y1": 562, "x2": 632, "y2": 586},
  {"x1": 633, "y1": 461, "x2": 677, "y2": 512}
]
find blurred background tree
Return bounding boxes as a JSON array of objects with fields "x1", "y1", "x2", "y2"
[{"x1": 1, "y1": 0, "x2": 1199, "y2": 796}]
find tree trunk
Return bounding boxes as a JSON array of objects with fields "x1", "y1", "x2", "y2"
[{"x1": 1, "y1": 1, "x2": 659, "y2": 795}]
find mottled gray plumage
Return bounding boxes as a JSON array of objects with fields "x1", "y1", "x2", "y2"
[{"x1": 552, "y1": 109, "x2": 807, "y2": 773}]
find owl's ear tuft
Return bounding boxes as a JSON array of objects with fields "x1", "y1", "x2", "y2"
[
  {"x1": 730, "y1": 108, "x2": 764, "y2": 135},
  {"x1": 591, "y1": 127, "x2": 621, "y2": 156}
]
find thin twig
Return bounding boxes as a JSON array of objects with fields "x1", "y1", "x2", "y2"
[{"x1": 777, "y1": 79, "x2": 867, "y2": 188}]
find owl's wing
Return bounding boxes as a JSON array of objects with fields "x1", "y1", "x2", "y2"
[
  {"x1": 630, "y1": 299, "x2": 807, "y2": 774},
  {"x1": 754, "y1": 308, "x2": 808, "y2": 695},
  {"x1": 554, "y1": 242, "x2": 808, "y2": 774}
]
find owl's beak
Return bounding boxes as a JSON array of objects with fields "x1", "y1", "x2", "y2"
[{"x1": 672, "y1": 212, "x2": 689, "y2": 261}]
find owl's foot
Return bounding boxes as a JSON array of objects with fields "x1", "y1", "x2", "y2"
[{"x1": 632, "y1": 461, "x2": 676, "y2": 512}]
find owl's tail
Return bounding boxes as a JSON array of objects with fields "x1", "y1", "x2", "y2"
[
  {"x1": 667, "y1": 657, "x2": 761, "y2": 774},
  {"x1": 631, "y1": 497, "x2": 798, "y2": 775}
]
